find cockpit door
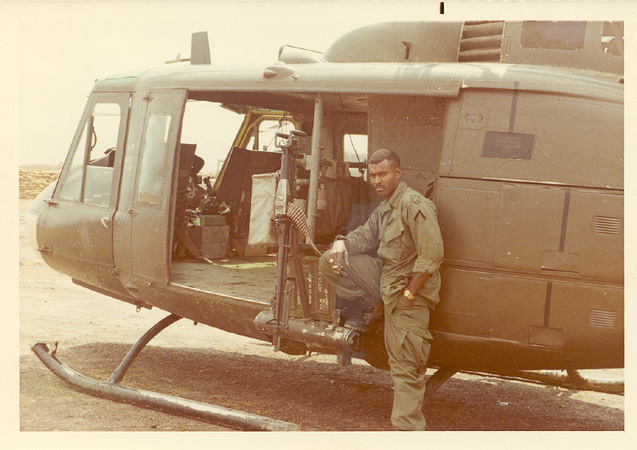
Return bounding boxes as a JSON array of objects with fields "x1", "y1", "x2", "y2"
[
  {"x1": 130, "y1": 89, "x2": 187, "y2": 286},
  {"x1": 38, "y1": 93, "x2": 129, "y2": 293}
]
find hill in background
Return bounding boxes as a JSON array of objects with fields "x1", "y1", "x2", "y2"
[{"x1": 19, "y1": 168, "x2": 60, "y2": 200}]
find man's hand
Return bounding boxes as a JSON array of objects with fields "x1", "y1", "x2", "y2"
[
  {"x1": 329, "y1": 240, "x2": 349, "y2": 274},
  {"x1": 405, "y1": 273, "x2": 432, "y2": 302}
]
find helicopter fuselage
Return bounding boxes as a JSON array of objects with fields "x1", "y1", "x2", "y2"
[{"x1": 30, "y1": 21, "x2": 624, "y2": 373}]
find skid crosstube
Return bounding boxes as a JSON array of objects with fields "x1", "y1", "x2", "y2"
[{"x1": 30, "y1": 313, "x2": 312, "y2": 432}]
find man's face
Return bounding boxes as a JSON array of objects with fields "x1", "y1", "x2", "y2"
[{"x1": 368, "y1": 159, "x2": 402, "y2": 199}]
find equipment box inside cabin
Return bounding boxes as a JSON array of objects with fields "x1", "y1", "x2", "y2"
[{"x1": 188, "y1": 215, "x2": 230, "y2": 259}]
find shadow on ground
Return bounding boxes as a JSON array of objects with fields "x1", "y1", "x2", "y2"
[{"x1": 21, "y1": 343, "x2": 624, "y2": 431}]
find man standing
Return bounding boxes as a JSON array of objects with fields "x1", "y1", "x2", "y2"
[{"x1": 319, "y1": 148, "x2": 444, "y2": 430}]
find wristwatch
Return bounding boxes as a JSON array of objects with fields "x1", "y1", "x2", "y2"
[{"x1": 403, "y1": 288, "x2": 415, "y2": 300}]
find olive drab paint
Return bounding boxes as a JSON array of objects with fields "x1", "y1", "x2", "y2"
[{"x1": 31, "y1": 21, "x2": 623, "y2": 377}]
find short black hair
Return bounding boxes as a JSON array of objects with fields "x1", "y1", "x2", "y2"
[{"x1": 369, "y1": 148, "x2": 400, "y2": 168}]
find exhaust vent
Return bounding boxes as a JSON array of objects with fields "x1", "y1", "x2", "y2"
[
  {"x1": 459, "y1": 21, "x2": 505, "y2": 62},
  {"x1": 593, "y1": 216, "x2": 622, "y2": 235},
  {"x1": 589, "y1": 309, "x2": 617, "y2": 328}
]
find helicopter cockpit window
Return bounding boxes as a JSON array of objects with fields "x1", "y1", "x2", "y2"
[
  {"x1": 84, "y1": 103, "x2": 120, "y2": 206},
  {"x1": 521, "y1": 21, "x2": 586, "y2": 51},
  {"x1": 246, "y1": 118, "x2": 295, "y2": 151},
  {"x1": 59, "y1": 120, "x2": 88, "y2": 202},
  {"x1": 59, "y1": 102, "x2": 121, "y2": 207},
  {"x1": 138, "y1": 114, "x2": 172, "y2": 206}
]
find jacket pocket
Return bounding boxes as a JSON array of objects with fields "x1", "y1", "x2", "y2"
[{"x1": 382, "y1": 217, "x2": 404, "y2": 244}]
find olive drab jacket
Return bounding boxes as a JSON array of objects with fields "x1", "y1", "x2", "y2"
[{"x1": 341, "y1": 181, "x2": 444, "y2": 315}]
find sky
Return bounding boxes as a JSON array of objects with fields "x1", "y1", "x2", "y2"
[
  {"x1": 8, "y1": 1, "x2": 431, "y2": 168},
  {"x1": 4, "y1": 0, "x2": 634, "y2": 170}
]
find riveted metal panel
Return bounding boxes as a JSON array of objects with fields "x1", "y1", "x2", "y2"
[
  {"x1": 488, "y1": 275, "x2": 547, "y2": 344},
  {"x1": 436, "y1": 179, "x2": 497, "y2": 264},
  {"x1": 549, "y1": 282, "x2": 623, "y2": 360},
  {"x1": 432, "y1": 267, "x2": 491, "y2": 337},
  {"x1": 502, "y1": 21, "x2": 623, "y2": 75},
  {"x1": 494, "y1": 185, "x2": 565, "y2": 273},
  {"x1": 369, "y1": 95, "x2": 446, "y2": 195},
  {"x1": 449, "y1": 90, "x2": 623, "y2": 189},
  {"x1": 564, "y1": 190, "x2": 623, "y2": 281}
]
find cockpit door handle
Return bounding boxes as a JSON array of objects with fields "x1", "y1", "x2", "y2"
[{"x1": 100, "y1": 217, "x2": 111, "y2": 228}]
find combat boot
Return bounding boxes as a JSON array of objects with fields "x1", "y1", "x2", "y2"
[{"x1": 344, "y1": 302, "x2": 384, "y2": 331}]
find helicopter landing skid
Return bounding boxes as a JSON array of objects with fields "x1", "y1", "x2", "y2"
[{"x1": 30, "y1": 313, "x2": 311, "y2": 431}]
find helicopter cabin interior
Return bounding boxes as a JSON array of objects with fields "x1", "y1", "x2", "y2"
[{"x1": 168, "y1": 91, "x2": 447, "y2": 315}]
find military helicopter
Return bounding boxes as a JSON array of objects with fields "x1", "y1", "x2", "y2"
[{"x1": 28, "y1": 21, "x2": 623, "y2": 430}]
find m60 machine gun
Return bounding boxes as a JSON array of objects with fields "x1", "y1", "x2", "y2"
[{"x1": 271, "y1": 130, "x2": 308, "y2": 352}]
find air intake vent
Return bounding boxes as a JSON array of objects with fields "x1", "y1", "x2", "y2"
[
  {"x1": 593, "y1": 216, "x2": 622, "y2": 235},
  {"x1": 589, "y1": 309, "x2": 617, "y2": 328},
  {"x1": 458, "y1": 21, "x2": 505, "y2": 62}
]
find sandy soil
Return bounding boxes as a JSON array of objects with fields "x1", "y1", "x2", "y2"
[{"x1": 16, "y1": 171, "x2": 625, "y2": 439}]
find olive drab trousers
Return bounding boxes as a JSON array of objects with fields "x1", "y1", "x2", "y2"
[
  {"x1": 319, "y1": 252, "x2": 383, "y2": 305},
  {"x1": 319, "y1": 251, "x2": 432, "y2": 431},
  {"x1": 385, "y1": 296, "x2": 431, "y2": 431}
]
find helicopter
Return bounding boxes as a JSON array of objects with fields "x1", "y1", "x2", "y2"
[{"x1": 28, "y1": 21, "x2": 623, "y2": 430}]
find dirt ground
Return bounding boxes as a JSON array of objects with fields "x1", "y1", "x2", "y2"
[{"x1": 15, "y1": 171, "x2": 626, "y2": 444}]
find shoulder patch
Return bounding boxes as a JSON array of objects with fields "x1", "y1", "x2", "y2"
[{"x1": 410, "y1": 195, "x2": 421, "y2": 204}]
